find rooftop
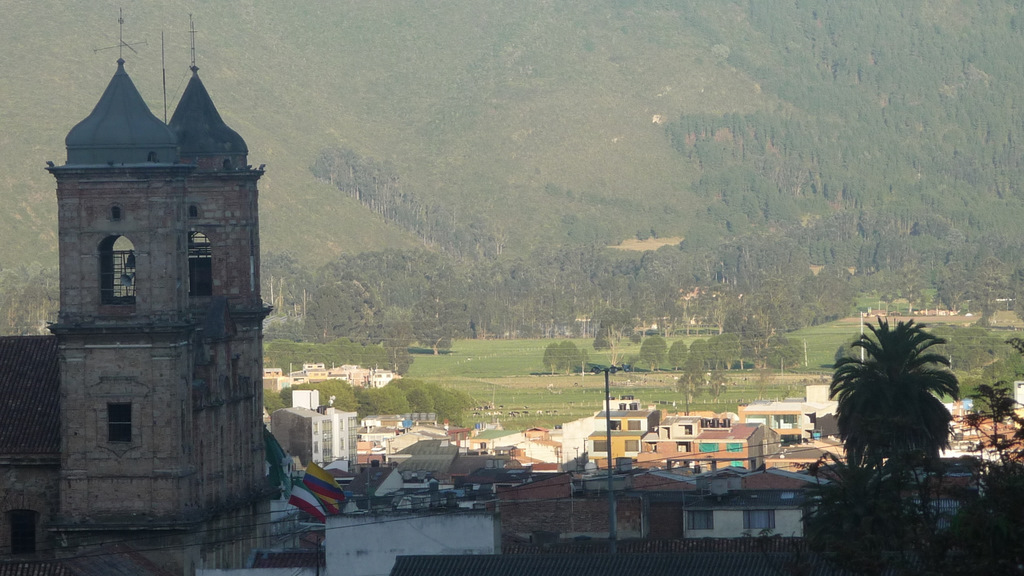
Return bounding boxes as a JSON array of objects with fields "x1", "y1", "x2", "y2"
[{"x1": 0, "y1": 336, "x2": 60, "y2": 456}]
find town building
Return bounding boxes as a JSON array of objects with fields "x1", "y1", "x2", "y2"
[
  {"x1": 327, "y1": 510, "x2": 499, "y2": 576},
  {"x1": 737, "y1": 383, "x2": 837, "y2": 444},
  {"x1": 270, "y1": 406, "x2": 359, "y2": 467},
  {"x1": 588, "y1": 396, "x2": 661, "y2": 465}
]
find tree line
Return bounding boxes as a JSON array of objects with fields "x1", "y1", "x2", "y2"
[{"x1": 264, "y1": 377, "x2": 474, "y2": 427}]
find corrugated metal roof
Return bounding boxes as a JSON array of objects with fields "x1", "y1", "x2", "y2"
[
  {"x1": 389, "y1": 552, "x2": 881, "y2": 576},
  {"x1": 0, "y1": 336, "x2": 60, "y2": 456},
  {"x1": 0, "y1": 545, "x2": 176, "y2": 575}
]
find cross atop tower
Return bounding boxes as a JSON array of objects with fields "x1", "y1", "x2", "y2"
[{"x1": 93, "y1": 8, "x2": 146, "y2": 59}]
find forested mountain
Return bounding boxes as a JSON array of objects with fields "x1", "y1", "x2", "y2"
[{"x1": 5, "y1": 1, "x2": 1024, "y2": 357}]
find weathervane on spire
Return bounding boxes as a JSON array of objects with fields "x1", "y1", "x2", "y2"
[{"x1": 94, "y1": 8, "x2": 147, "y2": 59}]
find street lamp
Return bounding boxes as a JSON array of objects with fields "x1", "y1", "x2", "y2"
[{"x1": 591, "y1": 364, "x2": 621, "y2": 553}]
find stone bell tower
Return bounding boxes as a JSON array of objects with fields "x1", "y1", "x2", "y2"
[{"x1": 47, "y1": 57, "x2": 270, "y2": 574}]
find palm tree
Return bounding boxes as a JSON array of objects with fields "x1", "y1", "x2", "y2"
[{"x1": 831, "y1": 319, "x2": 959, "y2": 466}]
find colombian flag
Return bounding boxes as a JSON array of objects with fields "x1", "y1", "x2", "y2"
[{"x1": 302, "y1": 461, "x2": 346, "y2": 514}]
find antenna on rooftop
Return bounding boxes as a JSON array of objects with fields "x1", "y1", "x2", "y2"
[{"x1": 94, "y1": 8, "x2": 147, "y2": 58}]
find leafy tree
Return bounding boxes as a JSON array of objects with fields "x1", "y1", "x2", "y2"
[
  {"x1": 942, "y1": 377, "x2": 1024, "y2": 575},
  {"x1": 356, "y1": 386, "x2": 411, "y2": 416},
  {"x1": 667, "y1": 340, "x2": 688, "y2": 369},
  {"x1": 390, "y1": 378, "x2": 474, "y2": 425},
  {"x1": 412, "y1": 290, "x2": 470, "y2": 355},
  {"x1": 831, "y1": 319, "x2": 959, "y2": 467},
  {"x1": 804, "y1": 455, "x2": 920, "y2": 575},
  {"x1": 592, "y1": 307, "x2": 633, "y2": 365},
  {"x1": 264, "y1": 391, "x2": 285, "y2": 414},
  {"x1": 705, "y1": 370, "x2": 728, "y2": 401},
  {"x1": 303, "y1": 280, "x2": 377, "y2": 343},
  {"x1": 707, "y1": 332, "x2": 741, "y2": 370},
  {"x1": 764, "y1": 336, "x2": 802, "y2": 371},
  {"x1": 542, "y1": 341, "x2": 587, "y2": 374},
  {"x1": 373, "y1": 308, "x2": 415, "y2": 373},
  {"x1": 638, "y1": 335, "x2": 668, "y2": 370}
]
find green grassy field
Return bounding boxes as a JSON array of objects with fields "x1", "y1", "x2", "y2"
[
  {"x1": 403, "y1": 313, "x2": 998, "y2": 428},
  {"x1": 405, "y1": 333, "x2": 836, "y2": 429}
]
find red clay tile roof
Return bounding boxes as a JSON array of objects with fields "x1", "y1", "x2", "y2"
[
  {"x1": 696, "y1": 424, "x2": 759, "y2": 441},
  {"x1": 0, "y1": 336, "x2": 60, "y2": 456}
]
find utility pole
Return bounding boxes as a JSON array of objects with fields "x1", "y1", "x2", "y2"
[{"x1": 600, "y1": 366, "x2": 619, "y2": 554}]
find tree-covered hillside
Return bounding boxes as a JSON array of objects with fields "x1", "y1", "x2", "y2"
[{"x1": 5, "y1": 1, "x2": 1024, "y2": 350}]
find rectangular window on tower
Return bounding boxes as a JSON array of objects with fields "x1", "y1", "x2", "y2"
[{"x1": 108, "y1": 403, "x2": 132, "y2": 442}]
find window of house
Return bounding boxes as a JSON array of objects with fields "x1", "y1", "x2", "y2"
[
  {"x1": 726, "y1": 442, "x2": 743, "y2": 452},
  {"x1": 698, "y1": 443, "x2": 719, "y2": 453},
  {"x1": 743, "y1": 510, "x2": 775, "y2": 530},
  {"x1": 593, "y1": 440, "x2": 609, "y2": 453},
  {"x1": 9, "y1": 510, "x2": 36, "y2": 554},
  {"x1": 676, "y1": 441, "x2": 692, "y2": 452},
  {"x1": 624, "y1": 440, "x2": 639, "y2": 452},
  {"x1": 686, "y1": 510, "x2": 714, "y2": 530},
  {"x1": 683, "y1": 425, "x2": 693, "y2": 435},
  {"x1": 609, "y1": 421, "x2": 621, "y2": 431},
  {"x1": 188, "y1": 232, "x2": 213, "y2": 296},
  {"x1": 110, "y1": 205, "x2": 122, "y2": 221},
  {"x1": 99, "y1": 236, "x2": 136, "y2": 305},
  {"x1": 188, "y1": 205, "x2": 199, "y2": 218},
  {"x1": 627, "y1": 420, "x2": 642, "y2": 431},
  {"x1": 108, "y1": 403, "x2": 132, "y2": 442}
]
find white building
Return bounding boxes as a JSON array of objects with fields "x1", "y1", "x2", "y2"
[
  {"x1": 326, "y1": 510, "x2": 499, "y2": 576},
  {"x1": 313, "y1": 407, "x2": 359, "y2": 465},
  {"x1": 271, "y1": 402, "x2": 358, "y2": 467}
]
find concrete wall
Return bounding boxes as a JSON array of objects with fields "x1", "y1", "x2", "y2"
[{"x1": 325, "y1": 511, "x2": 499, "y2": 576}]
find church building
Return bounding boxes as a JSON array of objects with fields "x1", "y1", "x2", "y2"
[{"x1": 0, "y1": 55, "x2": 272, "y2": 574}]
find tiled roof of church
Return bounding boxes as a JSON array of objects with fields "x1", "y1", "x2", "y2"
[{"x1": 0, "y1": 336, "x2": 60, "y2": 456}]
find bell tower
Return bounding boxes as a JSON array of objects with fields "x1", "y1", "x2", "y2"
[{"x1": 47, "y1": 56, "x2": 270, "y2": 573}]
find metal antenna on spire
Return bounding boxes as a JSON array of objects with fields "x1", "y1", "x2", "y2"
[
  {"x1": 162, "y1": 30, "x2": 168, "y2": 122},
  {"x1": 94, "y1": 8, "x2": 147, "y2": 57},
  {"x1": 189, "y1": 13, "x2": 197, "y2": 71}
]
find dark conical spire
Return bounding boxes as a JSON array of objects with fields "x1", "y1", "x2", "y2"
[
  {"x1": 65, "y1": 59, "x2": 178, "y2": 165},
  {"x1": 169, "y1": 67, "x2": 248, "y2": 158}
]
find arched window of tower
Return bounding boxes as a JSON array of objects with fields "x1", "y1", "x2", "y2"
[
  {"x1": 189, "y1": 232, "x2": 213, "y2": 297},
  {"x1": 99, "y1": 235, "x2": 136, "y2": 305}
]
